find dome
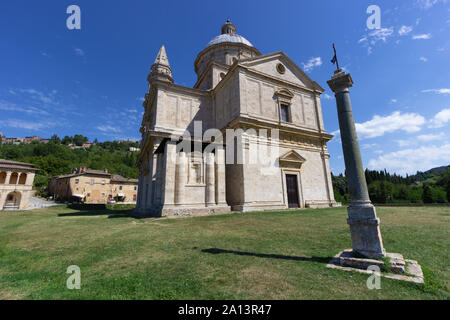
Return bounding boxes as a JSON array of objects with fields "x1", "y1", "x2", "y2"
[
  {"x1": 206, "y1": 33, "x2": 253, "y2": 48},
  {"x1": 205, "y1": 19, "x2": 254, "y2": 48}
]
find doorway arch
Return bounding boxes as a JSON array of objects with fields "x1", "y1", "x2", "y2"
[{"x1": 3, "y1": 191, "x2": 22, "y2": 210}]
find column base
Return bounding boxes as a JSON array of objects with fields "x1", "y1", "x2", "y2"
[{"x1": 347, "y1": 203, "x2": 385, "y2": 259}]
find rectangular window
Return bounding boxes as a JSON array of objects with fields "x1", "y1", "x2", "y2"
[
  {"x1": 102, "y1": 180, "x2": 105, "y2": 185},
  {"x1": 133, "y1": 194, "x2": 137, "y2": 201},
  {"x1": 75, "y1": 179, "x2": 79, "y2": 184},
  {"x1": 134, "y1": 186, "x2": 137, "y2": 191},
  {"x1": 119, "y1": 186, "x2": 123, "y2": 190},
  {"x1": 280, "y1": 104, "x2": 290, "y2": 122},
  {"x1": 90, "y1": 179, "x2": 94, "y2": 185}
]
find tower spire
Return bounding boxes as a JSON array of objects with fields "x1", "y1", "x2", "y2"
[
  {"x1": 154, "y1": 45, "x2": 170, "y2": 67},
  {"x1": 148, "y1": 45, "x2": 173, "y2": 84}
]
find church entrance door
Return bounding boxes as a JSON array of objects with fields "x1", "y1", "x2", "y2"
[{"x1": 286, "y1": 174, "x2": 300, "y2": 208}]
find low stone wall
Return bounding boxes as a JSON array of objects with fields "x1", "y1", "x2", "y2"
[{"x1": 375, "y1": 203, "x2": 450, "y2": 207}]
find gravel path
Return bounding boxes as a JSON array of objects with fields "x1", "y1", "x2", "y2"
[{"x1": 24, "y1": 196, "x2": 59, "y2": 210}]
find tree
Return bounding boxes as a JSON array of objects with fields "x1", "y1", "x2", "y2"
[
  {"x1": 62, "y1": 136, "x2": 73, "y2": 145},
  {"x1": 447, "y1": 180, "x2": 450, "y2": 203},
  {"x1": 422, "y1": 185, "x2": 433, "y2": 203},
  {"x1": 73, "y1": 134, "x2": 88, "y2": 146},
  {"x1": 50, "y1": 134, "x2": 61, "y2": 144}
]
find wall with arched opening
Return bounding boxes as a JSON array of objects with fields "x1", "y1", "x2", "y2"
[
  {"x1": 18, "y1": 173, "x2": 27, "y2": 185},
  {"x1": 9, "y1": 172, "x2": 18, "y2": 184},
  {"x1": 3, "y1": 191, "x2": 22, "y2": 209},
  {"x1": 0, "y1": 172, "x2": 6, "y2": 184}
]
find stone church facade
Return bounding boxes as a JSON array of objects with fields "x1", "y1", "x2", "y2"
[{"x1": 135, "y1": 21, "x2": 339, "y2": 217}]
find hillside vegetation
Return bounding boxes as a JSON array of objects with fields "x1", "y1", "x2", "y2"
[
  {"x1": 333, "y1": 167, "x2": 450, "y2": 204},
  {"x1": 0, "y1": 136, "x2": 140, "y2": 196}
]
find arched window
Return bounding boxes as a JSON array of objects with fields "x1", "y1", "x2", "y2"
[
  {"x1": 9, "y1": 172, "x2": 18, "y2": 184},
  {"x1": 19, "y1": 173, "x2": 27, "y2": 185},
  {"x1": 0, "y1": 172, "x2": 6, "y2": 184}
]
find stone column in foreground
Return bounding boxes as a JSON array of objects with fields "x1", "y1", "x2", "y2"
[{"x1": 327, "y1": 69, "x2": 385, "y2": 258}]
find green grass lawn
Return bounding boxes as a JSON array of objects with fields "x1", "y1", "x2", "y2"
[{"x1": 0, "y1": 205, "x2": 448, "y2": 299}]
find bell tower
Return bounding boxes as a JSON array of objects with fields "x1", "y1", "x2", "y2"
[{"x1": 148, "y1": 45, "x2": 173, "y2": 85}]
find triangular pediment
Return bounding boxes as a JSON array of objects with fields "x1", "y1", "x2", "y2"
[
  {"x1": 239, "y1": 52, "x2": 324, "y2": 92},
  {"x1": 279, "y1": 150, "x2": 306, "y2": 163}
]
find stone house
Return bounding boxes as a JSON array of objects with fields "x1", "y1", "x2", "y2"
[
  {"x1": 135, "y1": 21, "x2": 339, "y2": 217},
  {"x1": 0, "y1": 159, "x2": 37, "y2": 210},
  {"x1": 48, "y1": 167, "x2": 138, "y2": 204}
]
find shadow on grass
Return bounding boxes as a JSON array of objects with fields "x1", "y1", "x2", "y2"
[
  {"x1": 201, "y1": 248, "x2": 331, "y2": 264},
  {"x1": 58, "y1": 210, "x2": 134, "y2": 219}
]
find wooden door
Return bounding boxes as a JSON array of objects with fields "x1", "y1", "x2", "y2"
[{"x1": 286, "y1": 174, "x2": 300, "y2": 208}]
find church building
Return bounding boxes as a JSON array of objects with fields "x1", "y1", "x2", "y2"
[{"x1": 135, "y1": 20, "x2": 339, "y2": 217}]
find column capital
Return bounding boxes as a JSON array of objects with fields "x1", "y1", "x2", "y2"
[{"x1": 327, "y1": 69, "x2": 353, "y2": 94}]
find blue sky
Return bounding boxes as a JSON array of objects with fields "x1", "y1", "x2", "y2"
[{"x1": 0, "y1": 0, "x2": 449, "y2": 175}]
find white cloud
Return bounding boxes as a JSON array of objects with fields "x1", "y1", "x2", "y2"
[
  {"x1": 422, "y1": 88, "x2": 450, "y2": 94},
  {"x1": 0, "y1": 101, "x2": 49, "y2": 115},
  {"x1": 322, "y1": 93, "x2": 332, "y2": 100},
  {"x1": 416, "y1": 0, "x2": 449, "y2": 9},
  {"x1": 74, "y1": 48, "x2": 85, "y2": 56},
  {"x1": 359, "y1": 27, "x2": 394, "y2": 54},
  {"x1": 362, "y1": 143, "x2": 377, "y2": 149},
  {"x1": 368, "y1": 143, "x2": 450, "y2": 175},
  {"x1": 16, "y1": 88, "x2": 58, "y2": 105},
  {"x1": 354, "y1": 111, "x2": 426, "y2": 139},
  {"x1": 390, "y1": 98, "x2": 398, "y2": 103},
  {"x1": 412, "y1": 33, "x2": 432, "y2": 40},
  {"x1": 302, "y1": 57, "x2": 322, "y2": 72},
  {"x1": 96, "y1": 125, "x2": 122, "y2": 133},
  {"x1": 0, "y1": 119, "x2": 54, "y2": 130},
  {"x1": 417, "y1": 132, "x2": 445, "y2": 141},
  {"x1": 419, "y1": 56, "x2": 428, "y2": 62},
  {"x1": 368, "y1": 27, "x2": 394, "y2": 43},
  {"x1": 398, "y1": 25, "x2": 413, "y2": 36},
  {"x1": 395, "y1": 139, "x2": 412, "y2": 147},
  {"x1": 429, "y1": 108, "x2": 450, "y2": 128}
]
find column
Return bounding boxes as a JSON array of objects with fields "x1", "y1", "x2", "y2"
[
  {"x1": 155, "y1": 153, "x2": 163, "y2": 205},
  {"x1": 175, "y1": 152, "x2": 187, "y2": 205},
  {"x1": 5, "y1": 172, "x2": 11, "y2": 184},
  {"x1": 320, "y1": 151, "x2": 333, "y2": 202},
  {"x1": 151, "y1": 153, "x2": 158, "y2": 204},
  {"x1": 145, "y1": 155, "x2": 154, "y2": 208},
  {"x1": 163, "y1": 141, "x2": 177, "y2": 206},
  {"x1": 205, "y1": 152, "x2": 216, "y2": 206},
  {"x1": 136, "y1": 168, "x2": 145, "y2": 209},
  {"x1": 215, "y1": 146, "x2": 227, "y2": 205},
  {"x1": 327, "y1": 69, "x2": 385, "y2": 258}
]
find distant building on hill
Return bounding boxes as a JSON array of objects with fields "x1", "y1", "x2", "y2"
[
  {"x1": 1, "y1": 135, "x2": 49, "y2": 144},
  {"x1": 48, "y1": 167, "x2": 138, "y2": 204},
  {"x1": 0, "y1": 159, "x2": 38, "y2": 210}
]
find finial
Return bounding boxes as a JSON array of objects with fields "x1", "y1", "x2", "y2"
[
  {"x1": 221, "y1": 19, "x2": 236, "y2": 35},
  {"x1": 330, "y1": 43, "x2": 340, "y2": 71}
]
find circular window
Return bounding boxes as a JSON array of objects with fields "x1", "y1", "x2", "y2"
[
  {"x1": 276, "y1": 63, "x2": 286, "y2": 74},
  {"x1": 220, "y1": 72, "x2": 226, "y2": 79}
]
